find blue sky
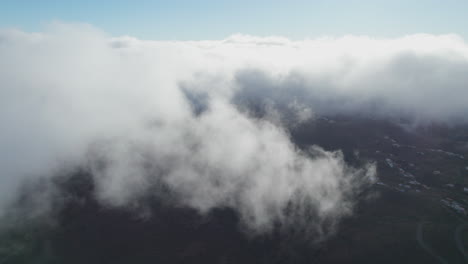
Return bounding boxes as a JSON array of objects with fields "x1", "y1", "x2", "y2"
[{"x1": 1, "y1": 0, "x2": 467, "y2": 40}]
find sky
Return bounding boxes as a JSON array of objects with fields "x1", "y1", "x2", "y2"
[{"x1": 1, "y1": 0, "x2": 467, "y2": 40}]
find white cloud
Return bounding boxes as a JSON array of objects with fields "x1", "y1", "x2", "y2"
[{"x1": 3, "y1": 23, "x2": 467, "y2": 234}]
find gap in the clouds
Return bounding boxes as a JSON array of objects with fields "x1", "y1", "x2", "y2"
[{"x1": 3, "y1": 115, "x2": 468, "y2": 263}]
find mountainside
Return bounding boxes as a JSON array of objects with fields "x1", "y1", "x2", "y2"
[{"x1": 2, "y1": 116, "x2": 468, "y2": 264}]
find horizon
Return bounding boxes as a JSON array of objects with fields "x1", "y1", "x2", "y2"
[{"x1": 1, "y1": 0, "x2": 468, "y2": 40}]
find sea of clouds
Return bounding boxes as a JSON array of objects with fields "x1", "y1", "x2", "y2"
[{"x1": 1, "y1": 22, "x2": 467, "y2": 233}]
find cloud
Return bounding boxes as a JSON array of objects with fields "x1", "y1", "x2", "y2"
[{"x1": 2, "y1": 23, "x2": 467, "y2": 234}]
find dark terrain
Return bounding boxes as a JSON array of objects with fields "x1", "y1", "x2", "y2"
[{"x1": 1, "y1": 116, "x2": 468, "y2": 264}]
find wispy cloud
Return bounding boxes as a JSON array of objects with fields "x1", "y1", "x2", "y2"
[{"x1": 3, "y1": 23, "x2": 466, "y2": 235}]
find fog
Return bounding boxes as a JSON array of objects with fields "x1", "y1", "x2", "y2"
[{"x1": 1, "y1": 23, "x2": 467, "y2": 233}]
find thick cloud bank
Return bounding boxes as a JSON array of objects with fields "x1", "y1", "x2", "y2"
[{"x1": 2, "y1": 23, "x2": 467, "y2": 233}]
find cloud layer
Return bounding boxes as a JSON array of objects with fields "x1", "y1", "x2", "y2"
[{"x1": 2, "y1": 23, "x2": 467, "y2": 233}]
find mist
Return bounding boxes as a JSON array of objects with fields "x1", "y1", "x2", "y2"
[{"x1": 2, "y1": 23, "x2": 468, "y2": 234}]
